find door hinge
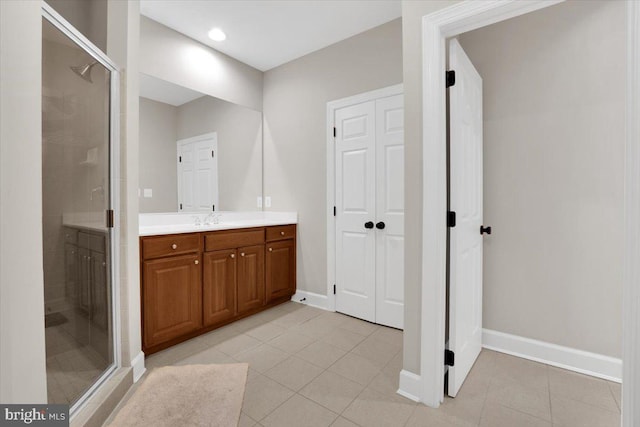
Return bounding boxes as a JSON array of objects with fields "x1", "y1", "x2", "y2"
[
  {"x1": 333, "y1": 206, "x2": 336, "y2": 217},
  {"x1": 333, "y1": 284, "x2": 336, "y2": 295},
  {"x1": 447, "y1": 211, "x2": 456, "y2": 228},
  {"x1": 179, "y1": 156, "x2": 182, "y2": 162},
  {"x1": 446, "y1": 70, "x2": 456, "y2": 88},
  {"x1": 106, "y1": 209, "x2": 114, "y2": 228},
  {"x1": 212, "y1": 205, "x2": 215, "y2": 212},
  {"x1": 212, "y1": 150, "x2": 214, "y2": 158},
  {"x1": 445, "y1": 349, "x2": 455, "y2": 367},
  {"x1": 333, "y1": 127, "x2": 336, "y2": 138},
  {"x1": 180, "y1": 203, "x2": 183, "y2": 210}
]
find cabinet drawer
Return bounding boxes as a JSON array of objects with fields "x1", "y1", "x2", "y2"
[
  {"x1": 89, "y1": 233, "x2": 106, "y2": 253},
  {"x1": 142, "y1": 233, "x2": 201, "y2": 260},
  {"x1": 205, "y1": 228, "x2": 264, "y2": 251},
  {"x1": 266, "y1": 225, "x2": 296, "y2": 242}
]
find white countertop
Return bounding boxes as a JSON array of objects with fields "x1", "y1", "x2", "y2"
[
  {"x1": 63, "y1": 212, "x2": 108, "y2": 233},
  {"x1": 139, "y1": 211, "x2": 298, "y2": 236}
]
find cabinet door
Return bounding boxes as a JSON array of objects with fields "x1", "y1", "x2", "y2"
[
  {"x1": 64, "y1": 243, "x2": 78, "y2": 304},
  {"x1": 78, "y1": 247, "x2": 91, "y2": 314},
  {"x1": 203, "y1": 249, "x2": 237, "y2": 327},
  {"x1": 237, "y1": 245, "x2": 265, "y2": 314},
  {"x1": 266, "y1": 239, "x2": 296, "y2": 302},
  {"x1": 143, "y1": 253, "x2": 202, "y2": 349}
]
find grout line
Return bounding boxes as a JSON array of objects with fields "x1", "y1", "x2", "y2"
[{"x1": 547, "y1": 364, "x2": 554, "y2": 424}]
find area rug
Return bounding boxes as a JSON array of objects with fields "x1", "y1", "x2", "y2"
[{"x1": 108, "y1": 363, "x2": 248, "y2": 427}]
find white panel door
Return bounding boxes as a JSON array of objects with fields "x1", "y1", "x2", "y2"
[
  {"x1": 335, "y1": 101, "x2": 377, "y2": 323},
  {"x1": 177, "y1": 133, "x2": 219, "y2": 212},
  {"x1": 448, "y1": 38, "x2": 484, "y2": 397},
  {"x1": 375, "y1": 94, "x2": 405, "y2": 329}
]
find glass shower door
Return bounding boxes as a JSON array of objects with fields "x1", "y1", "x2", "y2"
[{"x1": 42, "y1": 15, "x2": 116, "y2": 409}]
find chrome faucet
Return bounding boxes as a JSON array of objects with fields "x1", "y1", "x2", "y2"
[
  {"x1": 192, "y1": 216, "x2": 202, "y2": 226},
  {"x1": 204, "y1": 212, "x2": 219, "y2": 225}
]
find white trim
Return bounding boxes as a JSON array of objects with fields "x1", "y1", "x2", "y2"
[
  {"x1": 482, "y1": 329, "x2": 622, "y2": 383},
  {"x1": 421, "y1": 2, "x2": 639, "y2": 424},
  {"x1": 397, "y1": 370, "x2": 422, "y2": 402},
  {"x1": 326, "y1": 84, "x2": 404, "y2": 313},
  {"x1": 623, "y1": 2, "x2": 640, "y2": 426},
  {"x1": 291, "y1": 290, "x2": 331, "y2": 311},
  {"x1": 131, "y1": 351, "x2": 147, "y2": 382}
]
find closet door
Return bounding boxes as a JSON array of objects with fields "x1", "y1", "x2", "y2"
[
  {"x1": 335, "y1": 100, "x2": 377, "y2": 323},
  {"x1": 374, "y1": 94, "x2": 405, "y2": 330}
]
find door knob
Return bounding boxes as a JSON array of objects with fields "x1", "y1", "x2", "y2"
[
  {"x1": 171, "y1": 243, "x2": 177, "y2": 249},
  {"x1": 375, "y1": 221, "x2": 385, "y2": 230},
  {"x1": 230, "y1": 253, "x2": 235, "y2": 258},
  {"x1": 194, "y1": 259, "x2": 199, "y2": 265},
  {"x1": 240, "y1": 252, "x2": 245, "y2": 257},
  {"x1": 364, "y1": 221, "x2": 374, "y2": 229},
  {"x1": 268, "y1": 248, "x2": 273, "y2": 252},
  {"x1": 480, "y1": 225, "x2": 492, "y2": 235}
]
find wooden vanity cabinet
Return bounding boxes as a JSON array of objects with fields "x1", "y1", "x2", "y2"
[
  {"x1": 266, "y1": 226, "x2": 297, "y2": 303},
  {"x1": 141, "y1": 225, "x2": 296, "y2": 355}
]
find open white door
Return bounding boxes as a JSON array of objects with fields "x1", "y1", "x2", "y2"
[
  {"x1": 177, "y1": 132, "x2": 219, "y2": 212},
  {"x1": 375, "y1": 94, "x2": 405, "y2": 329},
  {"x1": 448, "y1": 38, "x2": 483, "y2": 397},
  {"x1": 335, "y1": 100, "x2": 377, "y2": 323}
]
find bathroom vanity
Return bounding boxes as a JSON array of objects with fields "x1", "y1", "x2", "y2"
[{"x1": 139, "y1": 212, "x2": 297, "y2": 355}]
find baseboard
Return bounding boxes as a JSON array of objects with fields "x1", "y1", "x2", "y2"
[
  {"x1": 482, "y1": 329, "x2": 622, "y2": 383},
  {"x1": 291, "y1": 290, "x2": 331, "y2": 311},
  {"x1": 131, "y1": 351, "x2": 146, "y2": 382},
  {"x1": 397, "y1": 370, "x2": 422, "y2": 402}
]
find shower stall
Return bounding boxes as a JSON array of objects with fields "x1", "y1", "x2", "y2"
[{"x1": 41, "y1": 5, "x2": 119, "y2": 411}]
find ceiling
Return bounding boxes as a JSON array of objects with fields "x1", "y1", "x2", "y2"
[
  {"x1": 139, "y1": 0, "x2": 402, "y2": 71},
  {"x1": 139, "y1": 73, "x2": 204, "y2": 106}
]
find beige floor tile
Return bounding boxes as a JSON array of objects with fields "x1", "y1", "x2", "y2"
[
  {"x1": 369, "y1": 327, "x2": 403, "y2": 348},
  {"x1": 486, "y1": 377, "x2": 551, "y2": 421},
  {"x1": 261, "y1": 394, "x2": 338, "y2": 427},
  {"x1": 330, "y1": 417, "x2": 360, "y2": 427},
  {"x1": 548, "y1": 366, "x2": 619, "y2": 412},
  {"x1": 239, "y1": 412, "x2": 257, "y2": 427},
  {"x1": 174, "y1": 347, "x2": 235, "y2": 365},
  {"x1": 265, "y1": 356, "x2": 324, "y2": 391},
  {"x1": 242, "y1": 374, "x2": 295, "y2": 421},
  {"x1": 339, "y1": 317, "x2": 379, "y2": 337},
  {"x1": 367, "y1": 371, "x2": 400, "y2": 397},
  {"x1": 214, "y1": 334, "x2": 262, "y2": 356},
  {"x1": 245, "y1": 322, "x2": 287, "y2": 342},
  {"x1": 300, "y1": 370, "x2": 365, "y2": 414},
  {"x1": 328, "y1": 353, "x2": 381, "y2": 386},
  {"x1": 350, "y1": 336, "x2": 399, "y2": 367},
  {"x1": 321, "y1": 329, "x2": 367, "y2": 352},
  {"x1": 435, "y1": 393, "x2": 486, "y2": 426},
  {"x1": 406, "y1": 404, "x2": 477, "y2": 427},
  {"x1": 608, "y1": 381, "x2": 622, "y2": 411},
  {"x1": 268, "y1": 330, "x2": 317, "y2": 354},
  {"x1": 342, "y1": 387, "x2": 415, "y2": 427},
  {"x1": 234, "y1": 344, "x2": 290, "y2": 373},
  {"x1": 296, "y1": 341, "x2": 347, "y2": 369},
  {"x1": 491, "y1": 353, "x2": 549, "y2": 393},
  {"x1": 291, "y1": 314, "x2": 345, "y2": 338},
  {"x1": 551, "y1": 395, "x2": 621, "y2": 427},
  {"x1": 480, "y1": 401, "x2": 551, "y2": 427}
]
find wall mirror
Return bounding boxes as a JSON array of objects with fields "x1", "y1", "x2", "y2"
[{"x1": 138, "y1": 73, "x2": 263, "y2": 213}]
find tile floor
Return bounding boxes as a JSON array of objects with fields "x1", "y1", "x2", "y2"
[{"x1": 106, "y1": 302, "x2": 621, "y2": 427}]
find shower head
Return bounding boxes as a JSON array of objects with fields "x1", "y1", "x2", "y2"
[{"x1": 70, "y1": 61, "x2": 99, "y2": 83}]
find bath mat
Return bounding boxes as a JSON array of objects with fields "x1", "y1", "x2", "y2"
[
  {"x1": 44, "y1": 312, "x2": 67, "y2": 328},
  {"x1": 108, "y1": 363, "x2": 248, "y2": 427}
]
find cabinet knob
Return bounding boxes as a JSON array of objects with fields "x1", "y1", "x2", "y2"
[
  {"x1": 194, "y1": 259, "x2": 199, "y2": 265},
  {"x1": 230, "y1": 253, "x2": 235, "y2": 258},
  {"x1": 280, "y1": 231, "x2": 285, "y2": 236},
  {"x1": 171, "y1": 244, "x2": 177, "y2": 250},
  {"x1": 268, "y1": 247, "x2": 273, "y2": 252},
  {"x1": 240, "y1": 252, "x2": 245, "y2": 257}
]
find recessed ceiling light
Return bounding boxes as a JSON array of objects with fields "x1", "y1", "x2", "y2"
[{"x1": 208, "y1": 28, "x2": 226, "y2": 42}]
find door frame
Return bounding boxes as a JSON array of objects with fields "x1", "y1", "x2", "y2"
[
  {"x1": 326, "y1": 84, "x2": 403, "y2": 312},
  {"x1": 42, "y1": 2, "x2": 122, "y2": 416},
  {"x1": 176, "y1": 132, "x2": 219, "y2": 212},
  {"x1": 419, "y1": 2, "x2": 640, "y2": 427}
]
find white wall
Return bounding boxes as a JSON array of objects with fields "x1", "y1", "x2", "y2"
[
  {"x1": 139, "y1": 98, "x2": 178, "y2": 213},
  {"x1": 45, "y1": 0, "x2": 108, "y2": 52},
  {"x1": 140, "y1": 16, "x2": 263, "y2": 112},
  {"x1": 0, "y1": 0, "x2": 48, "y2": 403},
  {"x1": 262, "y1": 18, "x2": 403, "y2": 298},
  {"x1": 458, "y1": 0, "x2": 625, "y2": 358}
]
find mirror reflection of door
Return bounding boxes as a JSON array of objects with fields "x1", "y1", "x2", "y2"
[{"x1": 177, "y1": 132, "x2": 219, "y2": 212}]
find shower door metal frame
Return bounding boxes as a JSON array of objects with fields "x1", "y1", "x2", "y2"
[{"x1": 41, "y1": 3, "x2": 121, "y2": 416}]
